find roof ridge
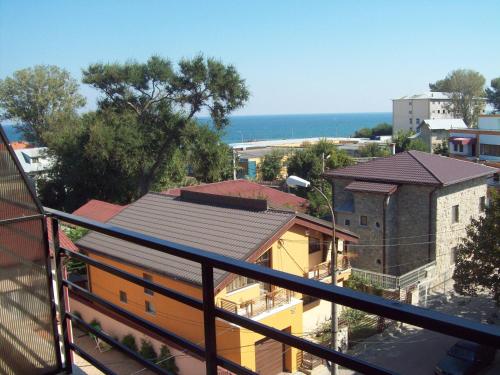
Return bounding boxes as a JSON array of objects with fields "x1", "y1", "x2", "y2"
[{"x1": 407, "y1": 151, "x2": 443, "y2": 185}]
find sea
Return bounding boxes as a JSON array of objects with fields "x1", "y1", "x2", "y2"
[{"x1": 2, "y1": 112, "x2": 391, "y2": 144}]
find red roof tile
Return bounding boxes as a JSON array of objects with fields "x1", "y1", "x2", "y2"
[
  {"x1": 345, "y1": 181, "x2": 398, "y2": 194},
  {"x1": 326, "y1": 151, "x2": 496, "y2": 186},
  {"x1": 163, "y1": 180, "x2": 308, "y2": 212},
  {"x1": 72, "y1": 199, "x2": 126, "y2": 223},
  {"x1": 46, "y1": 218, "x2": 78, "y2": 253}
]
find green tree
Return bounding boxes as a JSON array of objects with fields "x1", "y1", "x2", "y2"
[
  {"x1": 185, "y1": 124, "x2": 234, "y2": 183},
  {"x1": 393, "y1": 130, "x2": 429, "y2": 153},
  {"x1": 122, "y1": 334, "x2": 138, "y2": 352},
  {"x1": 453, "y1": 191, "x2": 500, "y2": 304},
  {"x1": 433, "y1": 139, "x2": 450, "y2": 156},
  {"x1": 486, "y1": 77, "x2": 500, "y2": 113},
  {"x1": 353, "y1": 123, "x2": 392, "y2": 138},
  {"x1": 40, "y1": 56, "x2": 248, "y2": 210},
  {"x1": 157, "y1": 345, "x2": 179, "y2": 374},
  {"x1": 0, "y1": 65, "x2": 85, "y2": 145},
  {"x1": 358, "y1": 143, "x2": 390, "y2": 157},
  {"x1": 287, "y1": 139, "x2": 354, "y2": 217},
  {"x1": 429, "y1": 69, "x2": 486, "y2": 127},
  {"x1": 259, "y1": 149, "x2": 285, "y2": 181},
  {"x1": 82, "y1": 55, "x2": 249, "y2": 196},
  {"x1": 139, "y1": 339, "x2": 158, "y2": 362}
]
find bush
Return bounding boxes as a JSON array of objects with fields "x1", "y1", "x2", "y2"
[
  {"x1": 358, "y1": 143, "x2": 390, "y2": 157},
  {"x1": 354, "y1": 123, "x2": 392, "y2": 138},
  {"x1": 122, "y1": 334, "x2": 138, "y2": 352},
  {"x1": 157, "y1": 345, "x2": 179, "y2": 374},
  {"x1": 88, "y1": 319, "x2": 101, "y2": 340},
  {"x1": 139, "y1": 339, "x2": 157, "y2": 362}
]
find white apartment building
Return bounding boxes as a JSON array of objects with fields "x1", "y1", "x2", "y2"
[{"x1": 392, "y1": 92, "x2": 457, "y2": 134}]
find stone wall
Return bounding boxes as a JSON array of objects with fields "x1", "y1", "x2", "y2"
[{"x1": 433, "y1": 177, "x2": 487, "y2": 286}]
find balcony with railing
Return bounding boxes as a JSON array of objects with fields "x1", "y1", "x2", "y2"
[
  {"x1": 306, "y1": 255, "x2": 351, "y2": 282},
  {"x1": 1, "y1": 128, "x2": 500, "y2": 375},
  {"x1": 219, "y1": 288, "x2": 295, "y2": 319}
]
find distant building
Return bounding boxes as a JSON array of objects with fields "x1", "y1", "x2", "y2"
[
  {"x1": 163, "y1": 179, "x2": 309, "y2": 212},
  {"x1": 392, "y1": 92, "x2": 457, "y2": 134},
  {"x1": 416, "y1": 119, "x2": 467, "y2": 153},
  {"x1": 72, "y1": 199, "x2": 127, "y2": 222},
  {"x1": 325, "y1": 151, "x2": 495, "y2": 300},
  {"x1": 13, "y1": 147, "x2": 52, "y2": 184}
]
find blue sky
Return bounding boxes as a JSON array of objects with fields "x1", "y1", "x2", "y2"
[{"x1": 1, "y1": 0, "x2": 499, "y2": 115}]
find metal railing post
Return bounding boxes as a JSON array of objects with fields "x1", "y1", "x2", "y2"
[
  {"x1": 52, "y1": 217, "x2": 72, "y2": 373},
  {"x1": 202, "y1": 264, "x2": 218, "y2": 375}
]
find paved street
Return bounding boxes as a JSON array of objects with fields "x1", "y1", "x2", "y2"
[{"x1": 335, "y1": 292, "x2": 500, "y2": 375}]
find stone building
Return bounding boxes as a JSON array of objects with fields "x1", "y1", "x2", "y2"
[
  {"x1": 324, "y1": 151, "x2": 495, "y2": 290},
  {"x1": 416, "y1": 118, "x2": 467, "y2": 153}
]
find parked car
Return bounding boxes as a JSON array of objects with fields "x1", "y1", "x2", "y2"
[{"x1": 435, "y1": 341, "x2": 496, "y2": 375}]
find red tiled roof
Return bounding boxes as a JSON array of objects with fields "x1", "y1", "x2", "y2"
[
  {"x1": 72, "y1": 199, "x2": 126, "y2": 223},
  {"x1": 325, "y1": 151, "x2": 496, "y2": 186},
  {"x1": 163, "y1": 180, "x2": 308, "y2": 212},
  {"x1": 46, "y1": 218, "x2": 78, "y2": 253},
  {"x1": 345, "y1": 181, "x2": 398, "y2": 194}
]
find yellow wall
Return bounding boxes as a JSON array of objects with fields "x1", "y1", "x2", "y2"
[{"x1": 87, "y1": 223, "x2": 331, "y2": 373}]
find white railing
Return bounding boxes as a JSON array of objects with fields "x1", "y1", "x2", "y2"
[{"x1": 352, "y1": 261, "x2": 436, "y2": 290}]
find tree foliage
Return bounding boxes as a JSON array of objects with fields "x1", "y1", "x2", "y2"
[
  {"x1": 38, "y1": 56, "x2": 249, "y2": 210},
  {"x1": 433, "y1": 139, "x2": 450, "y2": 156},
  {"x1": 486, "y1": 77, "x2": 500, "y2": 113},
  {"x1": 358, "y1": 143, "x2": 390, "y2": 157},
  {"x1": 429, "y1": 69, "x2": 486, "y2": 127},
  {"x1": 0, "y1": 65, "x2": 85, "y2": 145},
  {"x1": 287, "y1": 139, "x2": 354, "y2": 217},
  {"x1": 122, "y1": 334, "x2": 138, "y2": 352},
  {"x1": 157, "y1": 345, "x2": 179, "y2": 374},
  {"x1": 453, "y1": 191, "x2": 500, "y2": 304},
  {"x1": 392, "y1": 130, "x2": 429, "y2": 153},
  {"x1": 139, "y1": 339, "x2": 158, "y2": 362},
  {"x1": 259, "y1": 149, "x2": 285, "y2": 181},
  {"x1": 353, "y1": 123, "x2": 392, "y2": 138}
]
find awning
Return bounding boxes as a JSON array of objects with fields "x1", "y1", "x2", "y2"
[
  {"x1": 449, "y1": 137, "x2": 476, "y2": 145},
  {"x1": 345, "y1": 180, "x2": 398, "y2": 195}
]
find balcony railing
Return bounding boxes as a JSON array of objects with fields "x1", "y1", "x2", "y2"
[
  {"x1": 220, "y1": 289, "x2": 293, "y2": 318},
  {"x1": 306, "y1": 257, "x2": 351, "y2": 281},
  {"x1": 352, "y1": 261, "x2": 436, "y2": 290},
  {"x1": 43, "y1": 208, "x2": 500, "y2": 375}
]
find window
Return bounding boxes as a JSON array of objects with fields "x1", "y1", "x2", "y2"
[
  {"x1": 119, "y1": 291, "x2": 127, "y2": 303},
  {"x1": 308, "y1": 237, "x2": 321, "y2": 254},
  {"x1": 409, "y1": 118, "x2": 413, "y2": 125},
  {"x1": 452, "y1": 205, "x2": 459, "y2": 223},
  {"x1": 450, "y1": 247, "x2": 457, "y2": 265},
  {"x1": 360, "y1": 216, "x2": 368, "y2": 226},
  {"x1": 416, "y1": 118, "x2": 420, "y2": 124},
  {"x1": 480, "y1": 196, "x2": 486, "y2": 211},
  {"x1": 145, "y1": 301, "x2": 156, "y2": 315},
  {"x1": 480, "y1": 144, "x2": 500, "y2": 157},
  {"x1": 437, "y1": 110, "x2": 440, "y2": 114},
  {"x1": 409, "y1": 110, "x2": 412, "y2": 114},
  {"x1": 144, "y1": 273, "x2": 153, "y2": 295},
  {"x1": 227, "y1": 275, "x2": 256, "y2": 293},
  {"x1": 344, "y1": 219, "x2": 350, "y2": 226},
  {"x1": 453, "y1": 143, "x2": 458, "y2": 152},
  {"x1": 459, "y1": 144, "x2": 464, "y2": 152}
]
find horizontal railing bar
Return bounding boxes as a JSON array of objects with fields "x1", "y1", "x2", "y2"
[
  {"x1": 68, "y1": 312, "x2": 168, "y2": 374},
  {"x1": 64, "y1": 279, "x2": 206, "y2": 358},
  {"x1": 64, "y1": 280, "x2": 255, "y2": 375},
  {"x1": 60, "y1": 247, "x2": 203, "y2": 311},
  {"x1": 216, "y1": 307, "x2": 395, "y2": 375},
  {"x1": 0, "y1": 213, "x2": 44, "y2": 226},
  {"x1": 69, "y1": 342, "x2": 119, "y2": 375},
  {"x1": 48, "y1": 209, "x2": 500, "y2": 348}
]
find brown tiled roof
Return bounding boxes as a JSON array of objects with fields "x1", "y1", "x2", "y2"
[
  {"x1": 73, "y1": 199, "x2": 126, "y2": 223},
  {"x1": 345, "y1": 181, "x2": 398, "y2": 195},
  {"x1": 325, "y1": 151, "x2": 496, "y2": 186},
  {"x1": 78, "y1": 193, "x2": 295, "y2": 286}
]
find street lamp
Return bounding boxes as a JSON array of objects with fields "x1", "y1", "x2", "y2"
[{"x1": 286, "y1": 175, "x2": 339, "y2": 375}]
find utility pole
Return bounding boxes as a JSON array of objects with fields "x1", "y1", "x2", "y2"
[{"x1": 232, "y1": 149, "x2": 237, "y2": 180}]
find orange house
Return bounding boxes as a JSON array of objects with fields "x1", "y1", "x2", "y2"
[{"x1": 75, "y1": 191, "x2": 358, "y2": 374}]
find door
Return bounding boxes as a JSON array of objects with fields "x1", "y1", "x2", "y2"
[{"x1": 255, "y1": 337, "x2": 284, "y2": 375}]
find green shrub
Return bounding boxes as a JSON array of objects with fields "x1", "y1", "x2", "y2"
[
  {"x1": 88, "y1": 319, "x2": 101, "y2": 340},
  {"x1": 122, "y1": 334, "x2": 138, "y2": 352},
  {"x1": 139, "y1": 339, "x2": 157, "y2": 362},
  {"x1": 157, "y1": 345, "x2": 179, "y2": 374}
]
